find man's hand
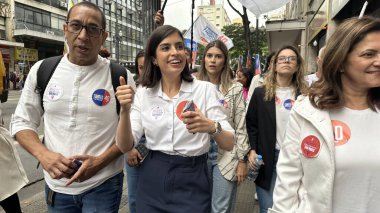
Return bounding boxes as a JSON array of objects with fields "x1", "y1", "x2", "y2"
[
  {"x1": 236, "y1": 161, "x2": 248, "y2": 185},
  {"x1": 65, "y1": 155, "x2": 101, "y2": 186},
  {"x1": 154, "y1": 10, "x2": 165, "y2": 26},
  {"x1": 115, "y1": 76, "x2": 134, "y2": 111},
  {"x1": 39, "y1": 150, "x2": 76, "y2": 180},
  {"x1": 127, "y1": 148, "x2": 143, "y2": 167}
]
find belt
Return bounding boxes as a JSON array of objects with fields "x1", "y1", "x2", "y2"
[{"x1": 150, "y1": 151, "x2": 208, "y2": 166}]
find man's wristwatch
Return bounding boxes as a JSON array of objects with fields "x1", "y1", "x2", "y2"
[{"x1": 210, "y1": 121, "x2": 222, "y2": 138}]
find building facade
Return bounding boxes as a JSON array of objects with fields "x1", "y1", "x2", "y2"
[
  {"x1": 198, "y1": 4, "x2": 231, "y2": 30},
  {"x1": 265, "y1": 0, "x2": 380, "y2": 73},
  {"x1": 0, "y1": 0, "x2": 158, "y2": 81}
]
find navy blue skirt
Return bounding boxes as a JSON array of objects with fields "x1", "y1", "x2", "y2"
[{"x1": 136, "y1": 151, "x2": 211, "y2": 213}]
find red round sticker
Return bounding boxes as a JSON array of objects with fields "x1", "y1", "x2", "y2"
[
  {"x1": 275, "y1": 96, "x2": 281, "y2": 106},
  {"x1": 301, "y1": 135, "x2": 321, "y2": 158},
  {"x1": 176, "y1": 100, "x2": 198, "y2": 120},
  {"x1": 331, "y1": 120, "x2": 351, "y2": 146}
]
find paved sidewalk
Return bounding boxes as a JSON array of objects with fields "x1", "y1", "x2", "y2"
[{"x1": 5, "y1": 175, "x2": 259, "y2": 213}]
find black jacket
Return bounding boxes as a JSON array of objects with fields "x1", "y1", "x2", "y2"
[{"x1": 246, "y1": 87, "x2": 276, "y2": 190}]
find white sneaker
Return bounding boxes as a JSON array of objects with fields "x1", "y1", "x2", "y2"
[{"x1": 254, "y1": 193, "x2": 258, "y2": 200}]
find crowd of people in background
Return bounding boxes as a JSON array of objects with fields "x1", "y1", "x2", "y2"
[{"x1": 1, "y1": 1, "x2": 380, "y2": 213}]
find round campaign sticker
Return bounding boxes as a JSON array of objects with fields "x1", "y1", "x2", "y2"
[
  {"x1": 283, "y1": 99, "x2": 295, "y2": 110},
  {"x1": 219, "y1": 99, "x2": 228, "y2": 108},
  {"x1": 46, "y1": 84, "x2": 63, "y2": 101},
  {"x1": 151, "y1": 105, "x2": 164, "y2": 120},
  {"x1": 301, "y1": 135, "x2": 321, "y2": 158},
  {"x1": 176, "y1": 100, "x2": 198, "y2": 120},
  {"x1": 92, "y1": 89, "x2": 111, "y2": 106},
  {"x1": 331, "y1": 120, "x2": 351, "y2": 146},
  {"x1": 275, "y1": 96, "x2": 281, "y2": 106}
]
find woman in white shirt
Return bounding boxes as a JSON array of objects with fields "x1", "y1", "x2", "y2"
[
  {"x1": 116, "y1": 25, "x2": 235, "y2": 212},
  {"x1": 269, "y1": 16, "x2": 380, "y2": 213}
]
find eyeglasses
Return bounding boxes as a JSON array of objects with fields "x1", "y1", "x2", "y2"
[
  {"x1": 66, "y1": 21, "x2": 104, "y2": 38},
  {"x1": 277, "y1": 56, "x2": 297, "y2": 63}
]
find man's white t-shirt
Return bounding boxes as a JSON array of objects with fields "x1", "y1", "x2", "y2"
[{"x1": 330, "y1": 107, "x2": 380, "y2": 213}]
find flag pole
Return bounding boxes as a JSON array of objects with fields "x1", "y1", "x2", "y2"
[
  {"x1": 359, "y1": 1, "x2": 368, "y2": 19},
  {"x1": 190, "y1": 0, "x2": 195, "y2": 70}
]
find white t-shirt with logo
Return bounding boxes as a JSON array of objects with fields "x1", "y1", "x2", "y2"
[
  {"x1": 275, "y1": 86, "x2": 295, "y2": 150},
  {"x1": 330, "y1": 107, "x2": 380, "y2": 213}
]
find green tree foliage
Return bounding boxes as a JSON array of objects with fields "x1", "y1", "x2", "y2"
[{"x1": 222, "y1": 23, "x2": 268, "y2": 60}]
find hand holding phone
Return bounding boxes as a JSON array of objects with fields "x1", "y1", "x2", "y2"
[
  {"x1": 70, "y1": 159, "x2": 82, "y2": 176},
  {"x1": 135, "y1": 143, "x2": 149, "y2": 163},
  {"x1": 183, "y1": 100, "x2": 195, "y2": 113}
]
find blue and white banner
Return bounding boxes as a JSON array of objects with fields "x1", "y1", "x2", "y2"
[{"x1": 184, "y1": 15, "x2": 234, "y2": 50}]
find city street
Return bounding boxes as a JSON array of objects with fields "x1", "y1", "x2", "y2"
[{"x1": 1, "y1": 90, "x2": 258, "y2": 212}]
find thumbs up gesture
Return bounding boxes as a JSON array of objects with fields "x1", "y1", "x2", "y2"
[{"x1": 115, "y1": 76, "x2": 134, "y2": 111}]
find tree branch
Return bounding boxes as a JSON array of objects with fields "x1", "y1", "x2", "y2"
[{"x1": 226, "y1": 0, "x2": 243, "y2": 17}]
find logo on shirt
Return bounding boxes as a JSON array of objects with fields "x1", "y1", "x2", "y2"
[
  {"x1": 92, "y1": 89, "x2": 111, "y2": 106},
  {"x1": 46, "y1": 84, "x2": 63, "y2": 101},
  {"x1": 275, "y1": 96, "x2": 281, "y2": 106},
  {"x1": 283, "y1": 99, "x2": 294, "y2": 110},
  {"x1": 151, "y1": 105, "x2": 164, "y2": 120},
  {"x1": 331, "y1": 120, "x2": 351, "y2": 146},
  {"x1": 176, "y1": 100, "x2": 198, "y2": 120},
  {"x1": 219, "y1": 99, "x2": 228, "y2": 108},
  {"x1": 301, "y1": 135, "x2": 321, "y2": 158}
]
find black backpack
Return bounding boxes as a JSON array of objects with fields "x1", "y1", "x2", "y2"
[{"x1": 35, "y1": 55, "x2": 127, "y2": 115}]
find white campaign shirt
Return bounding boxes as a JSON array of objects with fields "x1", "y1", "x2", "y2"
[
  {"x1": 275, "y1": 86, "x2": 295, "y2": 150},
  {"x1": 11, "y1": 54, "x2": 135, "y2": 195},
  {"x1": 330, "y1": 107, "x2": 380, "y2": 213},
  {"x1": 130, "y1": 79, "x2": 234, "y2": 156}
]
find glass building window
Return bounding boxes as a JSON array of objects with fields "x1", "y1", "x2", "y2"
[{"x1": 34, "y1": 12, "x2": 42, "y2": 25}]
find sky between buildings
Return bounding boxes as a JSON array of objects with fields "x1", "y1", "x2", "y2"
[{"x1": 163, "y1": 0, "x2": 270, "y2": 31}]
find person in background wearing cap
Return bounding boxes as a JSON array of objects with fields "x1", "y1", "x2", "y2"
[
  {"x1": 269, "y1": 16, "x2": 380, "y2": 213},
  {"x1": 11, "y1": 2, "x2": 135, "y2": 212},
  {"x1": 246, "y1": 45, "x2": 308, "y2": 213}
]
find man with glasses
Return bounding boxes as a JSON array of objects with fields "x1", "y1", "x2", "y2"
[{"x1": 11, "y1": 2, "x2": 135, "y2": 212}]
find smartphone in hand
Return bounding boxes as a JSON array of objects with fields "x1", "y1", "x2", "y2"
[
  {"x1": 70, "y1": 159, "x2": 82, "y2": 175},
  {"x1": 135, "y1": 143, "x2": 149, "y2": 163},
  {"x1": 183, "y1": 100, "x2": 195, "y2": 113}
]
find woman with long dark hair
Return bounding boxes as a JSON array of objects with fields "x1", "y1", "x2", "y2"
[{"x1": 116, "y1": 25, "x2": 234, "y2": 212}]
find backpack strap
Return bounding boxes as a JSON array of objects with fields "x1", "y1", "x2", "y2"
[
  {"x1": 110, "y1": 62, "x2": 128, "y2": 115},
  {"x1": 35, "y1": 55, "x2": 64, "y2": 111}
]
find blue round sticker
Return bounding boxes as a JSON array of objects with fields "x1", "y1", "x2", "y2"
[
  {"x1": 92, "y1": 89, "x2": 111, "y2": 106},
  {"x1": 283, "y1": 99, "x2": 294, "y2": 110}
]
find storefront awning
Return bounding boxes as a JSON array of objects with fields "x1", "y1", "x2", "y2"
[{"x1": 0, "y1": 40, "x2": 24, "y2": 48}]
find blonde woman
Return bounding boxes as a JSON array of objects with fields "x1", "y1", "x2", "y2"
[
  {"x1": 198, "y1": 40, "x2": 250, "y2": 213},
  {"x1": 246, "y1": 45, "x2": 308, "y2": 213}
]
